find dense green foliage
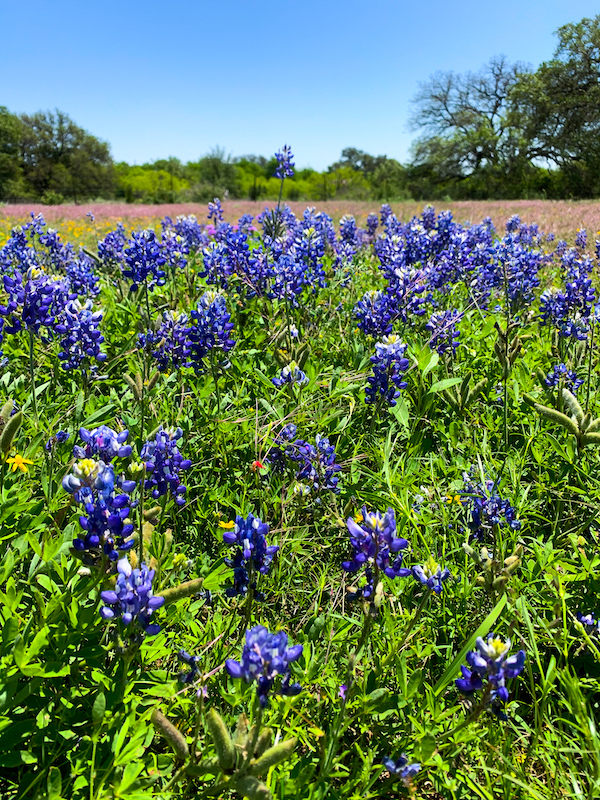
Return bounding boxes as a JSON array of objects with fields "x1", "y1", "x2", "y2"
[{"x1": 1, "y1": 202, "x2": 600, "y2": 800}]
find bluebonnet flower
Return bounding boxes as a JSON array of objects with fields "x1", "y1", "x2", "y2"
[
  {"x1": 354, "y1": 290, "x2": 394, "y2": 338},
  {"x1": 163, "y1": 214, "x2": 207, "y2": 251},
  {"x1": 270, "y1": 253, "x2": 306, "y2": 303},
  {"x1": 365, "y1": 335, "x2": 410, "y2": 407},
  {"x1": 86, "y1": 211, "x2": 95, "y2": 223},
  {"x1": 161, "y1": 229, "x2": 188, "y2": 273},
  {"x1": 177, "y1": 648, "x2": 201, "y2": 683},
  {"x1": 273, "y1": 145, "x2": 295, "y2": 180},
  {"x1": 0, "y1": 267, "x2": 69, "y2": 337},
  {"x1": 412, "y1": 555, "x2": 451, "y2": 594},
  {"x1": 225, "y1": 624, "x2": 302, "y2": 707},
  {"x1": 207, "y1": 198, "x2": 224, "y2": 224},
  {"x1": 222, "y1": 512, "x2": 279, "y2": 598},
  {"x1": 66, "y1": 252, "x2": 100, "y2": 298},
  {"x1": 236, "y1": 213, "x2": 255, "y2": 234},
  {"x1": 425, "y1": 309, "x2": 463, "y2": 356},
  {"x1": 188, "y1": 291, "x2": 236, "y2": 370},
  {"x1": 54, "y1": 299, "x2": 107, "y2": 371},
  {"x1": 45, "y1": 429, "x2": 69, "y2": 452},
  {"x1": 62, "y1": 459, "x2": 135, "y2": 563},
  {"x1": 264, "y1": 423, "x2": 298, "y2": 473},
  {"x1": 141, "y1": 426, "x2": 192, "y2": 506},
  {"x1": 366, "y1": 213, "x2": 379, "y2": 239},
  {"x1": 98, "y1": 223, "x2": 127, "y2": 272},
  {"x1": 577, "y1": 611, "x2": 600, "y2": 634},
  {"x1": 272, "y1": 361, "x2": 308, "y2": 388},
  {"x1": 122, "y1": 229, "x2": 166, "y2": 292},
  {"x1": 380, "y1": 204, "x2": 393, "y2": 226},
  {"x1": 455, "y1": 633, "x2": 526, "y2": 719},
  {"x1": 576, "y1": 228, "x2": 587, "y2": 249},
  {"x1": 74, "y1": 425, "x2": 132, "y2": 462},
  {"x1": 382, "y1": 755, "x2": 421, "y2": 786},
  {"x1": 461, "y1": 472, "x2": 521, "y2": 541},
  {"x1": 343, "y1": 507, "x2": 410, "y2": 599},
  {"x1": 139, "y1": 311, "x2": 191, "y2": 372},
  {"x1": 287, "y1": 434, "x2": 341, "y2": 494},
  {"x1": 100, "y1": 557, "x2": 164, "y2": 635},
  {"x1": 544, "y1": 363, "x2": 584, "y2": 394}
]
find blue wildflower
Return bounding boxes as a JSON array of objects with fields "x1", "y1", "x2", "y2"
[
  {"x1": 382, "y1": 754, "x2": 421, "y2": 786},
  {"x1": 141, "y1": 426, "x2": 192, "y2": 506},
  {"x1": 365, "y1": 335, "x2": 410, "y2": 407},
  {"x1": 272, "y1": 361, "x2": 308, "y2": 388},
  {"x1": 225, "y1": 624, "x2": 302, "y2": 707},
  {"x1": 425, "y1": 309, "x2": 462, "y2": 356},
  {"x1": 222, "y1": 512, "x2": 279, "y2": 598},
  {"x1": 455, "y1": 633, "x2": 526, "y2": 719},
  {"x1": 412, "y1": 555, "x2": 451, "y2": 594},
  {"x1": 100, "y1": 556, "x2": 164, "y2": 635},
  {"x1": 273, "y1": 145, "x2": 295, "y2": 180}
]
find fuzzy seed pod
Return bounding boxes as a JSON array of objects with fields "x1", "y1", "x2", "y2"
[
  {"x1": 186, "y1": 758, "x2": 220, "y2": 776},
  {"x1": 161, "y1": 577, "x2": 205, "y2": 605},
  {"x1": 123, "y1": 374, "x2": 141, "y2": 401},
  {"x1": 253, "y1": 727, "x2": 273, "y2": 758},
  {"x1": 249, "y1": 738, "x2": 297, "y2": 776},
  {"x1": 0, "y1": 411, "x2": 22, "y2": 455},
  {"x1": 205, "y1": 707, "x2": 235, "y2": 770},
  {"x1": 151, "y1": 709, "x2": 189, "y2": 760},
  {"x1": 535, "y1": 403, "x2": 580, "y2": 437},
  {"x1": 235, "y1": 776, "x2": 272, "y2": 800},
  {"x1": 562, "y1": 389, "x2": 584, "y2": 423},
  {"x1": 0, "y1": 400, "x2": 13, "y2": 424},
  {"x1": 147, "y1": 371, "x2": 160, "y2": 391}
]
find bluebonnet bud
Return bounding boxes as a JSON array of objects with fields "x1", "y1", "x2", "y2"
[
  {"x1": 141, "y1": 426, "x2": 192, "y2": 506},
  {"x1": 455, "y1": 633, "x2": 525, "y2": 719},
  {"x1": 412, "y1": 555, "x2": 451, "y2": 594},
  {"x1": 365, "y1": 335, "x2": 409, "y2": 407},
  {"x1": 225, "y1": 624, "x2": 302, "y2": 707},
  {"x1": 366, "y1": 213, "x2": 378, "y2": 238},
  {"x1": 100, "y1": 557, "x2": 164, "y2": 635}
]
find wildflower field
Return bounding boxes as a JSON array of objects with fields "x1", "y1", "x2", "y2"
[{"x1": 1, "y1": 149, "x2": 600, "y2": 800}]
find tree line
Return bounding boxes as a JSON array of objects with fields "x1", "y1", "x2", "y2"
[{"x1": 1, "y1": 14, "x2": 599, "y2": 203}]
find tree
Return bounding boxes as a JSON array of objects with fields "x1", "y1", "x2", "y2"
[
  {"x1": 18, "y1": 109, "x2": 114, "y2": 202},
  {"x1": 512, "y1": 15, "x2": 600, "y2": 194},
  {"x1": 0, "y1": 106, "x2": 25, "y2": 201},
  {"x1": 408, "y1": 56, "x2": 534, "y2": 194}
]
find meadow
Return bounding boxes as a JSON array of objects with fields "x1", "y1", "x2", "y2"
[{"x1": 1, "y1": 159, "x2": 600, "y2": 800}]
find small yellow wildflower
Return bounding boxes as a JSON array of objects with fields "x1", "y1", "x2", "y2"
[
  {"x1": 354, "y1": 511, "x2": 364, "y2": 523},
  {"x1": 6, "y1": 454, "x2": 34, "y2": 473},
  {"x1": 445, "y1": 494, "x2": 463, "y2": 505},
  {"x1": 218, "y1": 520, "x2": 235, "y2": 530}
]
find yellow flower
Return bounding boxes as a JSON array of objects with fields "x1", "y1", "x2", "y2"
[
  {"x1": 445, "y1": 494, "x2": 463, "y2": 505},
  {"x1": 354, "y1": 511, "x2": 364, "y2": 523},
  {"x1": 6, "y1": 454, "x2": 34, "y2": 473},
  {"x1": 218, "y1": 520, "x2": 235, "y2": 530}
]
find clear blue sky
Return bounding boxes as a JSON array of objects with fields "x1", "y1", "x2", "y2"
[{"x1": 1, "y1": 0, "x2": 598, "y2": 170}]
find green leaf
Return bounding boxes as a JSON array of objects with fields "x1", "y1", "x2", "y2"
[
  {"x1": 429, "y1": 377, "x2": 462, "y2": 394},
  {"x1": 92, "y1": 692, "x2": 106, "y2": 726},
  {"x1": 433, "y1": 594, "x2": 508, "y2": 696},
  {"x1": 47, "y1": 766, "x2": 62, "y2": 799}
]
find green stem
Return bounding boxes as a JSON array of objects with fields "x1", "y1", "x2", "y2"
[
  {"x1": 210, "y1": 349, "x2": 221, "y2": 416},
  {"x1": 29, "y1": 330, "x2": 39, "y2": 425},
  {"x1": 586, "y1": 319, "x2": 595, "y2": 414}
]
